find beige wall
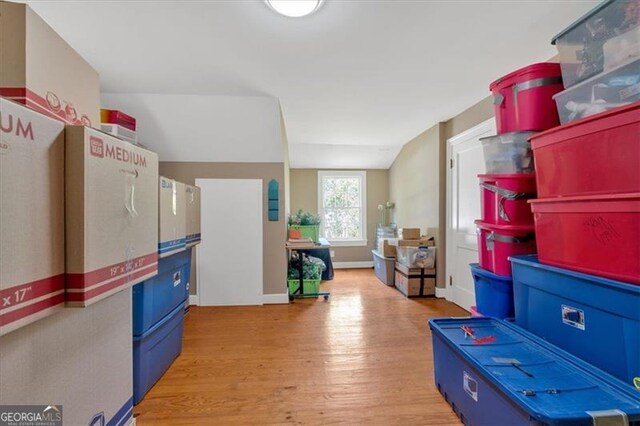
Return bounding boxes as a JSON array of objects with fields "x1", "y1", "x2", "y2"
[
  {"x1": 389, "y1": 123, "x2": 444, "y2": 285},
  {"x1": 290, "y1": 169, "x2": 390, "y2": 263},
  {"x1": 388, "y1": 96, "x2": 494, "y2": 289},
  {"x1": 159, "y1": 162, "x2": 287, "y2": 296},
  {"x1": 280, "y1": 105, "x2": 291, "y2": 215}
]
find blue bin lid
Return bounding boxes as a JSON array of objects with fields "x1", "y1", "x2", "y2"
[{"x1": 429, "y1": 317, "x2": 640, "y2": 424}]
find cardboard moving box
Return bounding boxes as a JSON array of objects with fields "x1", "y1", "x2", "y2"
[
  {"x1": 0, "y1": 289, "x2": 134, "y2": 425},
  {"x1": 159, "y1": 177, "x2": 187, "y2": 257},
  {"x1": 0, "y1": 98, "x2": 65, "y2": 335},
  {"x1": 399, "y1": 228, "x2": 420, "y2": 240},
  {"x1": 0, "y1": 1, "x2": 100, "y2": 126},
  {"x1": 394, "y1": 263, "x2": 436, "y2": 297},
  {"x1": 65, "y1": 126, "x2": 159, "y2": 307},
  {"x1": 185, "y1": 184, "x2": 201, "y2": 247}
]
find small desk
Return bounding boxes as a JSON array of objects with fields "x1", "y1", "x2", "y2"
[{"x1": 285, "y1": 241, "x2": 331, "y2": 301}]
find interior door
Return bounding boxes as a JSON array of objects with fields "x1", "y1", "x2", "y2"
[
  {"x1": 446, "y1": 119, "x2": 496, "y2": 311},
  {"x1": 196, "y1": 178, "x2": 263, "y2": 306}
]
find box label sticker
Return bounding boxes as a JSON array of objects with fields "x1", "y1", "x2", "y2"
[
  {"x1": 463, "y1": 371, "x2": 478, "y2": 402},
  {"x1": 620, "y1": 83, "x2": 640, "y2": 100},
  {"x1": 173, "y1": 271, "x2": 181, "y2": 287},
  {"x1": 562, "y1": 305, "x2": 585, "y2": 330},
  {"x1": 89, "y1": 136, "x2": 104, "y2": 158},
  {"x1": 492, "y1": 357, "x2": 520, "y2": 364}
]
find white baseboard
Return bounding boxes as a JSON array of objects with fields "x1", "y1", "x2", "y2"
[
  {"x1": 188, "y1": 294, "x2": 199, "y2": 306},
  {"x1": 333, "y1": 261, "x2": 374, "y2": 269},
  {"x1": 262, "y1": 293, "x2": 290, "y2": 304},
  {"x1": 435, "y1": 287, "x2": 448, "y2": 299}
]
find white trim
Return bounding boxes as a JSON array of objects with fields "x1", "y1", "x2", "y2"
[
  {"x1": 188, "y1": 294, "x2": 199, "y2": 306},
  {"x1": 262, "y1": 293, "x2": 290, "y2": 304},
  {"x1": 435, "y1": 286, "x2": 448, "y2": 299},
  {"x1": 333, "y1": 261, "x2": 374, "y2": 269},
  {"x1": 446, "y1": 117, "x2": 495, "y2": 309},
  {"x1": 317, "y1": 170, "x2": 367, "y2": 244},
  {"x1": 328, "y1": 239, "x2": 367, "y2": 247}
]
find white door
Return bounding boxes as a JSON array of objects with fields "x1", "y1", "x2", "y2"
[
  {"x1": 196, "y1": 179, "x2": 263, "y2": 306},
  {"x1": 446, "y1": 119, "x2": 496, "y2": 311}
]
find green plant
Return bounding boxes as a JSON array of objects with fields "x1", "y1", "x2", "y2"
[{"x1": 288, "y1": 209, "x2": 321, "y2": 227}]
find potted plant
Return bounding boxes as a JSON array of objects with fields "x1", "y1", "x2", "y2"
[{"x1": 287, "y1": 209, "x2": 321, "y2": 243}]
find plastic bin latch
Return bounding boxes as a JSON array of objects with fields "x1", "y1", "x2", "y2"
[
  {"x1": 586, "y1": 409, "x2": 628, "y2": 426},
  {"x1": 493, "y1": 92, "x2": 504, "y2": 106}
]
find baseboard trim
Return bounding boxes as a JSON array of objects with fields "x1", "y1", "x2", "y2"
[
  {"x1": 188, "y1": 295, "x2": 199, "y2": 306},
  {"x1": 263, "y1": 293, "x2": 289, "y2": 304},
  {"x1": 333, "y1": 261, "x2": 374, "y2": 269},
  {"x1": 435, "y1": 287, "x2": 448, "y2": 299}
]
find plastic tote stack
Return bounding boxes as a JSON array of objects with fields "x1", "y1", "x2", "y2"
[
  {"x1": 510, "y1": 0, "x2": 640, "y2": 391},
  {"x1": 470, "y1": 62, "x2": 563, "y2": 318},
  {"x1": 132, "y1": 177, "x2": 201, "y2": 404}
]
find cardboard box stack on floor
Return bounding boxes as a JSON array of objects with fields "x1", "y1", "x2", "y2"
[
  {"x1": 0, "y1": 1, "x2": 100, "y2": 127},
  {"x1": 65, "y1": 126, "x2": 159, "y2": 307},
  {"x1": 0, "y1": 2, "x2": 155, "y2": 423},
  {"x1": 159, "y1": 177, "x2": 187, "y2": 258},
  {"x1": 0, "y1": 98, "x2": 65, "y2": 336},
  {"x1": 185, "y1": 184, "x2": 202, "y2": 247}
]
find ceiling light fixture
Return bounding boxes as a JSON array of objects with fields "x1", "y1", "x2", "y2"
[{"x1": 266, "y1": 0, "x2": 324, "y2": 18}]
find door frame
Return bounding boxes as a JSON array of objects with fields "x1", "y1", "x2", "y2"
[{"x1": 444, "y1": 118, "x2": 495, "y2": 302}]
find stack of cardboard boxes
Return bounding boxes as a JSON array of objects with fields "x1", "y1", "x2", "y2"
[
  {"x1": 393, "y1": 228, "x2": 436, "y2": 298},
  {"x1": 0, "y1": 1, "x2": 159, "y2": 424}
]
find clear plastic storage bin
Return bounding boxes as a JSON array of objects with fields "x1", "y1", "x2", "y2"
[
  {"x1": 479, "y1": 132, "x2": 537, "y2": 174},
  {"x1": 552, "y1": 0, "x2": 640, "y2": 88},
  {"x1": 396, "y1": 246, "x2": 436, "y2": 269},
  {"x1": 553, "y1": 58, "x2": 640, "y2": 124}
]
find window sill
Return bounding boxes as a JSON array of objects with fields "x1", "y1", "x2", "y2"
[{"x1": 326, "y1": 239, "x2": 368, "y2": 247}]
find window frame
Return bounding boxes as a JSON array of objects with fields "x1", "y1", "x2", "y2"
[{"x1": 317, "y1": 170, "x2": 367, "y2": 247}]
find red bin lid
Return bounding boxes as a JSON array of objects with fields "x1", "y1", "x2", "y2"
[{"x1": 489, "y1": 62, "x2": 562, "y2": 91}]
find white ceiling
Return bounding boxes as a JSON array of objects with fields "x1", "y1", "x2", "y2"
[{"x1": 27, "y1": 0, "x2": 597, "y2": 168}]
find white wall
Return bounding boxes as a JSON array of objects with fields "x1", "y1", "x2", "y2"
[{"x1": 101, "y1": 93, "x2": 284, "y2": 163}]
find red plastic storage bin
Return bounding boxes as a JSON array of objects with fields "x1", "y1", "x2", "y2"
[
  {"x1": 531, "y1": 102, "x2": 640, "y2": 198},
  {"x1": 530, "y1": 193, "x2": 640, "y2": 284},
  {"x1": 475, "y1": 220, "x2": 536, "y2": 276},
  {"x1": 479, "y1": 174, "x2": 536, "y2": 226},
  {"x1": 490, "y1": 63, "x2": 563, "y2": 133}
]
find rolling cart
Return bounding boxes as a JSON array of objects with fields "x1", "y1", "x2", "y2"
[{"x1": 285, "y1": 242, "x2": 330, "y2": 301}]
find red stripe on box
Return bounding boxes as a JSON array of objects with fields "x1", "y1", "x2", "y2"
[
  {"x1": 66, "y1": 253, "x2": 158, "y2": 289},
  {"x1": 65, "y1": 264, "x2": 157, "y2": 303},
  {"x1": 1, "y1": 88, "x2": 81, "y2": 124},
  {"x1": 0, "y1": 275, "x2": 65, "y2": 309},
  {"x1": 0, "y1": 293, "x2": 64, "y2": 326}
]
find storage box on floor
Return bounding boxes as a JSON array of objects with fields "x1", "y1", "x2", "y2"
[
  {"x1": 185, "y1": 184, "x2": 201, "y2": 247},
  {"x1": 394, "y1": 263, "x2": 435, "y2": 297},
  {"x1": 372, "y1": 249, "x2": 394, "y2": 286},
  {"x1": 429, "y1": 317, "x2": 640, "y2": 426},
  {"x1": 0, "y1": 98, "x2": 65, "y2": 336},
  {"x1": 65, "y1": 126, "x2": 159, "y2": 306},
  {"x1": 159, "y1": 177, "x2": 187, "y2": 257},
  {"x1": 0, "y1": 1, "x2": 100, "y2": 126},
  {"x1": 0, "y1": 290, "x2": 134, "y2": 426}
]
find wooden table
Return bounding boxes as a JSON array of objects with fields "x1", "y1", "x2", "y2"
[{"x1": 285, "y1": 242, "x2": 331, "y2": 301}]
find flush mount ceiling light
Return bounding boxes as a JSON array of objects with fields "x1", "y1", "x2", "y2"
[{"x1": 266, "y1": 0, "x2": 324, "y2": 18}]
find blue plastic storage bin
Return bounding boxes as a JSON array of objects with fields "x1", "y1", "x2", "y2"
[
  {"x1": 133, "y1": 303, "x2": 184, "y2": 405},
  {"x1": 510, "y1": 255, "x2": 640, "y2": 387},
  {"x1": 429, "y1": 317, "x2": 640, "y2": 426},
  {"x1": 133, "y1": 249, "x2": 191, "y2": 336},
  {"x1": 469, "y1": 263, "x2": 514, "y2": 319}
]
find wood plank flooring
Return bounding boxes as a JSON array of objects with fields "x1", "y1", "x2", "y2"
[{"x1": 134, "y1": 268, "x2": 467, "y2": 425}]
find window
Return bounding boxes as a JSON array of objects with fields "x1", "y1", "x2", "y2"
[{"x1": 318, "y1": 171, "x2": 367, "y2": 246}]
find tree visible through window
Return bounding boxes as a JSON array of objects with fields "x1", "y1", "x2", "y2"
[{"x1": 318, "y1": 171, "x2": 366, "y2": 244}]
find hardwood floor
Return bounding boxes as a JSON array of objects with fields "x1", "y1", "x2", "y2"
[{"x1": 134, "y1": 269, "x2": 467, "y2": 425}]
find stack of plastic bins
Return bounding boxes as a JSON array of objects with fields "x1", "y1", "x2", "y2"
[
  {"x1": 551, "y1": 0, "x2": 640, "y2": 124},
  {"x1": 132, "y1": 249, "x2": 192, "y2": 404},
  {"x1": 468, "y1": 64, "x2": 564, "y2": 318}
]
